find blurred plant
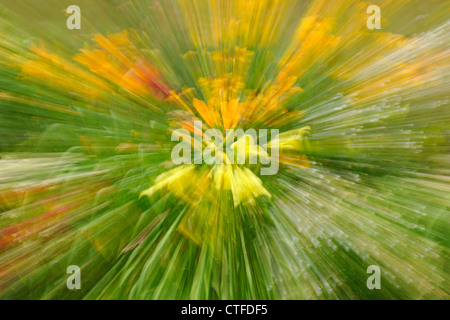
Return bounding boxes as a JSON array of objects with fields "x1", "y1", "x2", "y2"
[{"x1": 0, "y1": 0, "x2": 448, "y2": 299}]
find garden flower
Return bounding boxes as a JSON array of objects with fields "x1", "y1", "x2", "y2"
[{"x1": 0, "y1": 0, "x2": 448, "y2": 300}]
